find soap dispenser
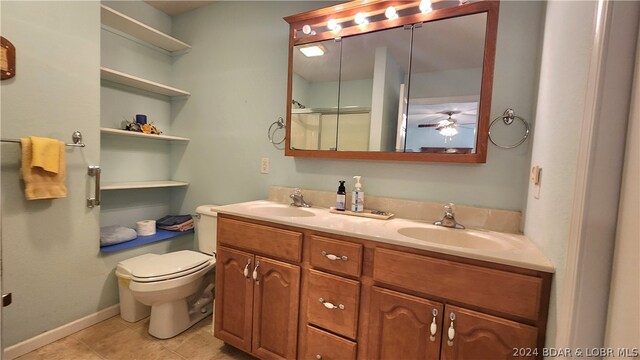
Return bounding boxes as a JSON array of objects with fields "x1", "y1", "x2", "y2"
[
  {"x1": 351, "y1": 176, "x2": 364, "y2": 212},
  {"x1": 336, "y1": 180, "x2": 346, "y2": 211}
]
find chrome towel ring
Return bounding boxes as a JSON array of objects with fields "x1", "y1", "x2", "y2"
[
  {"x1": 488, "y1": 108, "x2": 530, "y2": 149},
  {"x1": 268, "y1": 117, "x2": 286, "y2": 146}
]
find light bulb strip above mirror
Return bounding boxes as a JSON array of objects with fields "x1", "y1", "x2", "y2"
[
  {"x1": 284, "y1": 1, "x2": 499, "y2": 163},
  {"x1": 287, "y1": 1, "x2": 492, "y2": 47},
  {"x1": 287, "y1": 1, "x2": 419, "y2": 44}
]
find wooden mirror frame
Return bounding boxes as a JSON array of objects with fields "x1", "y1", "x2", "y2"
[{"x1": 284, "y1": 0, "x2": 499, "y2": 163}]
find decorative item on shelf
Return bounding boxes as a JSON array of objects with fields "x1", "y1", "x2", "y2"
[
  {"x1": 135, "y1": 114, "x2": 147, "y2": 124},
  {"x1": 122, "y1": 115, "x2": 162, "y2": 135}
]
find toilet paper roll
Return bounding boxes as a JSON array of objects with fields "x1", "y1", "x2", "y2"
[{"x1": 136, "y1": 220, "x2": 156, "y2": 236}]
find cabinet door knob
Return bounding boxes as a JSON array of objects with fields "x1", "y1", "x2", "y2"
[
  {"x1": 315, "y1": 355, "x2": 322, "y2": 360},
  {"x1": 252, "y1": 261, "x2": 261, "y2": 284},
  {"x1": 321, "y1": 250, "x2": 348, "y2": 261},
  {"x1": 318, "y1": 297, "x2": 345, "y2": 310},
  {"x1": 430, "y1": 308, "x2": 438, "y2": 341},
  {"x1": 243, "y1": 259, "x2": 252, "y2": 280},
  {"x1": 447, "y1": 312, "x2": 456, "y2": 346}
]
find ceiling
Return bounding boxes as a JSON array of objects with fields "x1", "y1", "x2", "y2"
[
  {"x1": 294, "y1": 12, "x2": 487, "y2": 82},
  {"x1": 144, "y1": 1, "x2": 215, "y2": 16}
]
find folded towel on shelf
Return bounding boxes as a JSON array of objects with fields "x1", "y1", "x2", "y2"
[
  {"x1": 100, "y1": 225, "x2": 137, "y2": 246},
  {"x1": 20, "y1": 138, "x2": 67, "y2": 200},
  {"x1": 156, "y1": 215, "x2": 194, "y2": 232},
  {"x1": 30, "y1": 136, "x2": 61, "y2": 173},
  {"x1": 156, "y1": 215, "x2": 193, "y2": 227}
]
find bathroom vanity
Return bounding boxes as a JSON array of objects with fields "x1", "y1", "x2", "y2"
[{"x1": 212, "y1": 201, "x2": 553, "y2": 360}]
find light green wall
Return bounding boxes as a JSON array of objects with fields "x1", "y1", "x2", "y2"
[
  {"x1": 100, "y1": 1, "x2": 192, "y2": 234},
  {"x1": 0, "y1": 0, "x2": 545, "y2": 348},
  {"x1": 523, "y1": 1, "x2": 596, "y2": 346},
  {"x1": 0, "y1": 1, "x2": 194, "y2": 347},
  {"x1": 171, "y1": 1, "x2": 544, "y2": 213},
  {"x1": 524, "y1": 0, "x2": 638, "y2": 347}
]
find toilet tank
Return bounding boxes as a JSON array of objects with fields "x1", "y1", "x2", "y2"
[{"x1": 195, "y1": 205, "x2": 218, "y2": 255}]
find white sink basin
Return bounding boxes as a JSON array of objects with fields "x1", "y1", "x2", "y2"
[
  {"x1": 249, "y1": 205, "x2": 316, "y2": 218},
  {"x1": 396, "y1": 226, "x2": 518, "y2": 251}
]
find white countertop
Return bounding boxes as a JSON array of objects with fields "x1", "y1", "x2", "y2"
[{"x1": 212, "y1": 200, "x2": 555, "y2": 273}]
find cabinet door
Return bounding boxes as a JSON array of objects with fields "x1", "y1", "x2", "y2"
[
  {"x1": 441, "y1": 304, "x2": 538, "y2": 360},
  {"x1": 252, "y1": 256, "x2": 301, "y2": 360},
  {"x1": 368, "y1": 287, "x2": 443, "y2": 360},
  {"x1": 214, "y1": 246, "x2": 254, "y2": 353}
]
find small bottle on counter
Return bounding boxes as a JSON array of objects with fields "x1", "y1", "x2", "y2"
[
  {"x1": 336, "y1": 180, "x2": 346, "y2": 211},
  {"x1": 351, "y1": 176, "x2": 364, "y2": 212}
]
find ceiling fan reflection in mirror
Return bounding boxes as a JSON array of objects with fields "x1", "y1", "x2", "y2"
[{"x1": 418, "y1": 110, "x2": 476, "y2": 137}]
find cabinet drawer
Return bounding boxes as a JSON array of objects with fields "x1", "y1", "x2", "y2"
[
  {"x1": 373, "y1": 248, "x2": 543, "y2": 321},
  {"x1": 305, "y1": 325, "x2": 356, "y2": 360},
  {"x1": 218, "y1": 217, "x2": 302, "y2": 262},
  {"x1": 307, "y1": 269, "x2": 360, "y2": 340},
  {"x1": 309, "y1": 236, "x2": 363, "y2": 277}
]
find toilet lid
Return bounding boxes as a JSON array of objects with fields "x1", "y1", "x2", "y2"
[{"x1": 119, "y1": 250, "x2": 213, "y2": 282}]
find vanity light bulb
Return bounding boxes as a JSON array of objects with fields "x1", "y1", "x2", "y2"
[
  {"x1": 327, "y1": 19, "x2": 337, "y2": 31},
  {"x1": 419, "y1": 0, "x2": 433, "y2": 12},
  {"x1": 385, "y1": 6, "x2": 398, "y2": 20},
  {"x1": 355, "y1": 12, "x2": 368, "y2": 25},
  {"x1": 302, "y1": 24, "x2": 312, "y2": 35}
]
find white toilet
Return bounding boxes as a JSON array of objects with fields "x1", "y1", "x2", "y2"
[{"x1": 115, "y1": 205, "x2": 218, "y2": 339}]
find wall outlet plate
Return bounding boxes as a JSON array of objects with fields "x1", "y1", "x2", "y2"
[
  {"x1": 530, "y1": 165, "x2": 541, "y2": 184},
  {"x1": 261, "y1": 157, "x2": 269, "y2": 174}
]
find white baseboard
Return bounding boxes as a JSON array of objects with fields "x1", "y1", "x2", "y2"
[{"x1": 3, "y1": 304, "x2": 120, "y2": 360}]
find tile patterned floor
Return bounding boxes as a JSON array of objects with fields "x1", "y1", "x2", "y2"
[{"x1": 17, "y1": 315, "x2": 256, "y2": 360}]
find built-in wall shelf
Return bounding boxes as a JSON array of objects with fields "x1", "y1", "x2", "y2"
[
  {"x1": 100, "y1": 67, "x2": 190, "y2": 97},
  {"x1": 100, "y1": 228, "x2": 194, "y2": 253},
  {"x1": 101, "y1": 127, "x2": 191, "y2": 142},
  {"x1": 101, "y1": 180, "x2": 189, "y2": 191},
  {"x1": 100, "y1": 5, "x2": 191, "y2": 53}
]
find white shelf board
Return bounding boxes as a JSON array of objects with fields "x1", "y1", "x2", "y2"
[
  {"x1": 101, "y1": 128, "x2": 190, "y2": 142},
  {"x1": 101, "y1": 5, "x2": 191, "y2": 53},
  {"x1": 100, "y1": 67, "x2": 190, "y2": 97},
  {"x1": 101, "y1": 181, "x2": 189, "y2": 191}
]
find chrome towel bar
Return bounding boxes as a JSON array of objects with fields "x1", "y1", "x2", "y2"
[{"x1": 0, "y1": 130, "x2": 86, "y2": 147}]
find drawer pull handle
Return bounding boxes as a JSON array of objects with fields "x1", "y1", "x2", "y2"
[
  {"x1": 316, "y1": 355, "x2": 322, "y2": 360},
  {"x1": 430, "y1": 308, "x2": 438, "y2": 341},
  {"x1": 243, "y1": 259, "x2": 252, "y2": 280},
  {"x1": 321, "y1": 250, "x2": 348, "y2": 261},
  {"x1": 447, "y1": 312, "x2": 456, "y2": 346},
  {"x1": 252, "y1": 261, "x2": 260, "y2": 284},
  {"x1": 318, "y1": 297, "x2": 345, "y2": 310}
]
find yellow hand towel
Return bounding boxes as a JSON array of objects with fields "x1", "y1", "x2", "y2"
[
  {"x1": 30, "y1": 136, "x2": 61, "y2": 173},
  {"x1": 20, "y1": 138, "x2": 67, "y2": 200}
]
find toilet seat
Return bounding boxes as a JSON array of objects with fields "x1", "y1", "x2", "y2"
[{"x1": 117, "y1": 250, "x2": 214, "y2": 284}]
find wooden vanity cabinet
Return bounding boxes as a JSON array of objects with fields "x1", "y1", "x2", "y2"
[
  {"x1": 367, "y1": 286, "x2": 538, "y2": 360},
  {"x1": 215, "y1": 217, "x2": 302, "y2": 360},
  {"x1": 368, "y1": 287, "x2": 444, "y2": 359},
  {"x1": 366, "y1": 247, "x2": 546, "y2": 360},
  {"x1": 214, "y1": 214, "x2": 552, "y2": 360},
  {"x1": 439, "y1": 304, "x2": 538, "y2": 360}
]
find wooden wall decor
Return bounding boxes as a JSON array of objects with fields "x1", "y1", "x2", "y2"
[{"x1": 1, "y1": 36, "x2": 16, "y2": 80}]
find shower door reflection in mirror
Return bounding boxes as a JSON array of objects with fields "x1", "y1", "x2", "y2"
[
  {"x1": 290, "y1": 27, "x2": 412, "y2": 152},
  {"x1": 290, "y1": 39, "x2": 341, "y2": 150}
]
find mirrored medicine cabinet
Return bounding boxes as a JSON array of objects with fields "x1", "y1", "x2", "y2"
[{"x1": 284, "y1": 0, "x2": 499, "y2": 163}]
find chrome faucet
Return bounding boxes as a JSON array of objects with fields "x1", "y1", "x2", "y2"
[
  {"x1": 290, "y1": 188, "x2": 311, "y2": 208},
  {"x1": 434, "y1": 203, "x2": 465, "y2": 229}
]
